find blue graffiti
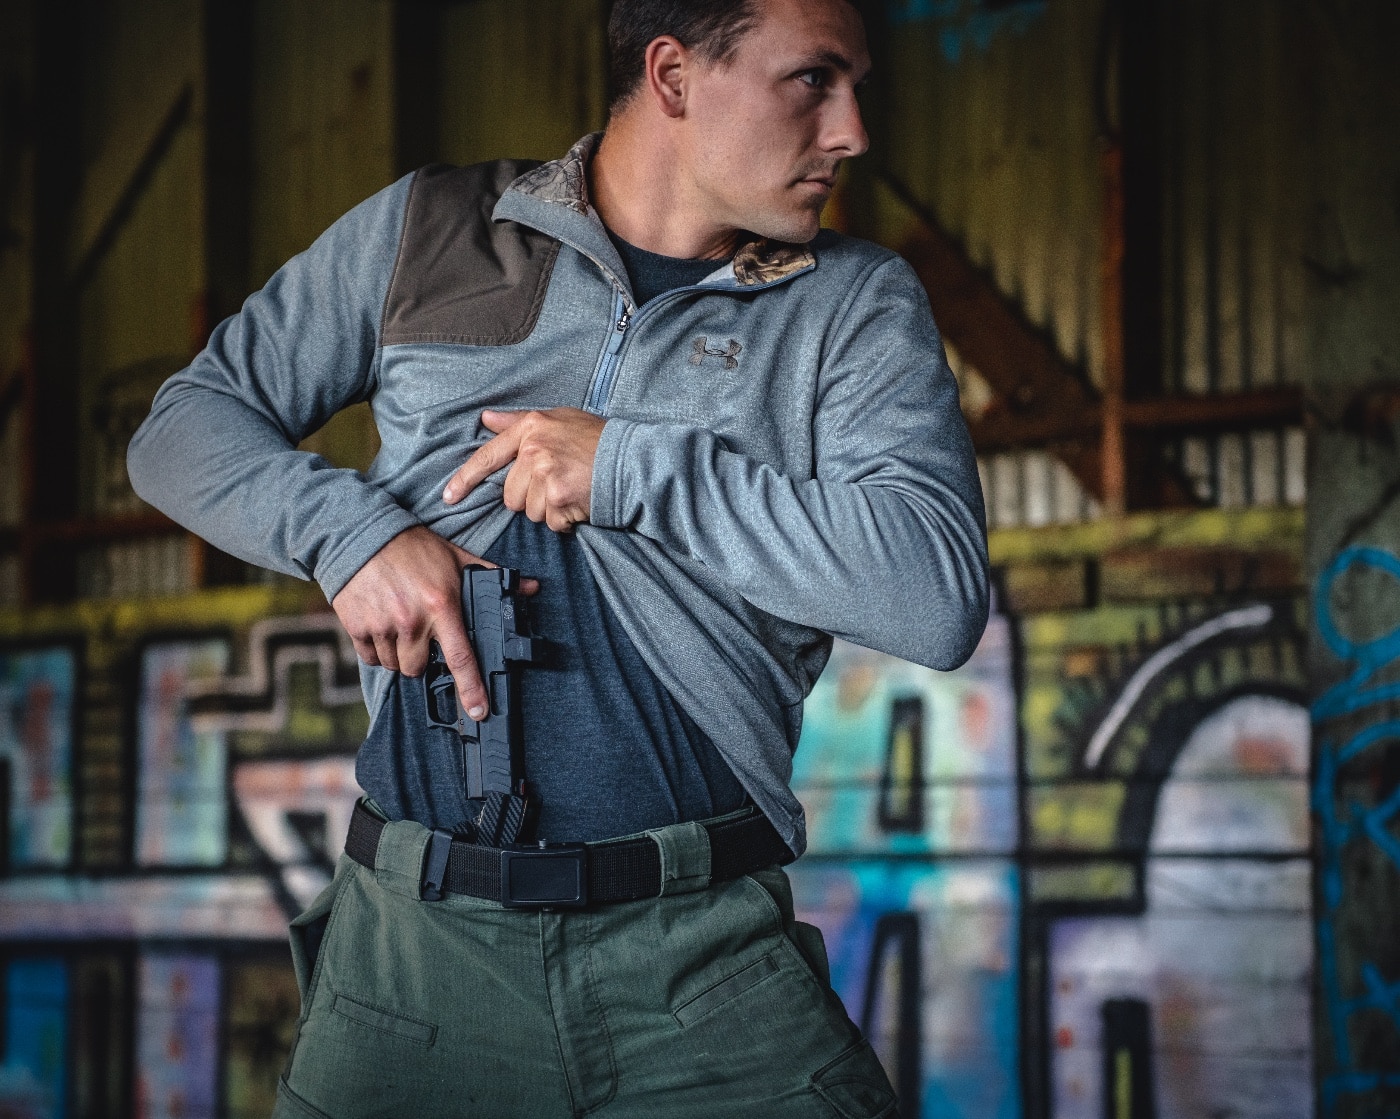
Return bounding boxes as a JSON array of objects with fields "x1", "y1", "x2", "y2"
[
  {"x1": 1313, "y1": 545, "x2": 1400, "y2": 1116},
  {"x1": 887, "y1": 0, "x2": 1047, "y2": 64}
]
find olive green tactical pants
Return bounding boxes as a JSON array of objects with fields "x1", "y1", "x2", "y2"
[{"x1": 272, "y1": 813, "x2": 896, "y2": 1119}]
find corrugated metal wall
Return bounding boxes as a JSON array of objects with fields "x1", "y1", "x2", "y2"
[
  {"x1": 881, "y1": 1, "x2": 1108, "y2": 389},
  {"x1": 876, "y1": 0, "x2": 1309, "y2": 524}
]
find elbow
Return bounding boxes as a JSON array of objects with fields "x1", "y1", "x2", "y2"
[
  {"x1": 125, "y1": 416, "x2": 162, "y2": 508},
  {"x1": 925, "y1": 589, "x2": 990, "y2": 671},
  {"x1": 908, "y1": 559, "x2": 991, "y2": 672},
  {"x1": 126, "y1": 372, "x2": 194, "y2": 510}
]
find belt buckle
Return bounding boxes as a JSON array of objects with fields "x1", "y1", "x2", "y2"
[{"x1": 499, "y1": 843, "x2": 589, "y2": 910}]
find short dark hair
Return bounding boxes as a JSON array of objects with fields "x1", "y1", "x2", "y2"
[{"x1": 607, "y1": 0, "x2": 760, "y2": 110}]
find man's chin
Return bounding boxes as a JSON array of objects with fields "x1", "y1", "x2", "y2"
[{"x1": 745, "y1": 209, "x2": 823, "y2": 247}]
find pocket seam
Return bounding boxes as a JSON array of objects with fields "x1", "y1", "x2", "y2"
[
  {"x1": 673, "y1": 953, "x2": 779, "y2": 1028},
  {"x1": 301, "y1": 863, "x2": 356, "y2": 1012},
  {"x1": 329, "y1": 988, "x2": 438, "y2": 1046},
  {"x1": 737, "y1": 873, "x2": 828, "y2": 989}
]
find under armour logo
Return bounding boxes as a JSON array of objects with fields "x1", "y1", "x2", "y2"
[{"x1": 689, "y1": 336, "x2": 742, "y2": 370}]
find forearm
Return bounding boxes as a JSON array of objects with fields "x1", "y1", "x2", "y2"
[
  {"x1": 590, "y1": 419, "x2": 989, "y2": 670},
  {"x1": 127, "y1": 171, "x2": 418, "y2": 598},
  {"x1": 128, "y1": 377, "x2": 420, "y2": 596}
]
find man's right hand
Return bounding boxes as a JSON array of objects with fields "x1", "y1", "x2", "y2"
[{"x1": 330, "y1": 526, "x2": 536, "y2": 722}]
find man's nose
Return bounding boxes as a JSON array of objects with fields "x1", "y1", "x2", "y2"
[{"x1": 824, "y1": 89, "x2": 870, "y2": 158}]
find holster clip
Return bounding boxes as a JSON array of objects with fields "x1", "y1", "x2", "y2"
[{"x1": 421, "y1": 828, "x2": 454, "y2": 902}]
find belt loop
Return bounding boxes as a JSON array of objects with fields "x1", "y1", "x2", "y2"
[
  {"x1": 374, "y1": 819, "x2": 433, "y2": 900},
  {"x1": 645, "y1": 820, "x2": 712, "y2": 896}
]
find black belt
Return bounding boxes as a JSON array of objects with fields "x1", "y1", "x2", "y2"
[{"x1": 344, "y1": 800, "x2": 793, "y2": 909}]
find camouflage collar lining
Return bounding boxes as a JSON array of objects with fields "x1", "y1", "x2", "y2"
[
  {"x1": 509, "y1": 133, "x2": 816, "y2": 287},
  {"x1": 730, "y1": 238, "x2": 815, "y2": 285},
  {"x1": 509, "y1": 133, "x2": 599, "y2": 216}
]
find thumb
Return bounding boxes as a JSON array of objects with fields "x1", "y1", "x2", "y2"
[
  {"x1": 447, "y1": 542, "x2": 539, "y2": 596},
  {"x1": 448, "y1": 542, "x2": 493, "y2": 569}
]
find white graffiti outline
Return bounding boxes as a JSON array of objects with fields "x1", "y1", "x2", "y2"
[
  {"x1": 1084, "y1": 604, "x2": 1275, "y2": 768},
  {"x1": 187, "y1": 615, "x2": 363, "y2": 733}
]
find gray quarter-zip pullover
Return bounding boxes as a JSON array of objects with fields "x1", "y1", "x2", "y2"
[{"x1": 127, "y1": 134, "x2": 989, "y2": 855}]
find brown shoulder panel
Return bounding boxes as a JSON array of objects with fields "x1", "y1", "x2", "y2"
[{"x1": 382, "y1": 160, "x2": 561, "y2": 347}]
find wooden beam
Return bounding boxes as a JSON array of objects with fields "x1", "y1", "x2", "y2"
[
  {"x1": 969, "y1": 386, "x2": 1305, "y2": 451},
  {"x1": 1100, "y1": 141, "x2": 1128, "y2": 516},
  {"x1": 29, "y1": 0, "x2": 89, "y2": 600},
  {"x1": 1124, "y1": 387, "x2": 1305, "y2": 431},
  {"x1": 203, "y1": 0, "x2": 254, "y2": 334},
  {"x1": 30, "y1": 511, "x2": 182, "y2": 545},
  {"x1": 70, "y1": 84, "x2": 193, "y2": 292},
  {"x1": 877, "y1": 170, "x2": 1204, "y2": 508},
  {"x1": 0, "y1": 512, "x2": 185, "y2": 557},
  {"x1": 876, "y1": 171, "x2": 1105, "y2": 499},
  {"x1": 393, "y1": 1, "x2": 444, "y2": 177}
]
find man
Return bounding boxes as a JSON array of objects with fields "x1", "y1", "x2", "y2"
[{"x1": 129, "y1": 0, "x2": 988, "y2": 1113}]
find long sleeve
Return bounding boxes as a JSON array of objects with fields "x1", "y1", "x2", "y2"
[
  {"x1": 589, "y1": 255, "x2": 989, "y2": 671},
  {"x1": 127, "y1": 175, "x2": 421, "y2": 599}
]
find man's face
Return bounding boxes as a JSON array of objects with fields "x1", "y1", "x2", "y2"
[{"x1": 681, "y1": 0, "x2": 871, "y2": 244}]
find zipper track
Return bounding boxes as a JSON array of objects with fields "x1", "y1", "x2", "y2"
[
  {"x1": 583, "y1": 289, "x2": 631, "y2": 413},
  {"x1": 580, "y1": 264, "x2": 816, "y2": 416}
]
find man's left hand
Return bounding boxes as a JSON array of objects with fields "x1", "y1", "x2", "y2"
[{"x1": 443, "y1": 408, "x2": 606, "y2": 532}]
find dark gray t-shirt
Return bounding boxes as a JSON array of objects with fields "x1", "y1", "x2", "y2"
[{"x1": 355, "y1": 234, "x2": 747, "y2": 841}]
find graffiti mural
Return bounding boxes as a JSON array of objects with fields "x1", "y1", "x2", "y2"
[
  {"x1": 0, "y1": 519, "x2": 1318, "y2": 1117},
  {"x1": 886, "y1": 0, "x2": 1047, "y2": 62},
  {"x1": 791, "y1": 601, "x2": 1021, "y2": 1118},
  {"x1": 1015, "y1": 584, "x2": 1313, "y2": 1119},
  {"x1": 0, "y1": 646, "x2": 78, "y2": 869},
  {"x1": 795, "y1": 861, "x2": 1020, "y2": 1119},
  {"x1": 794, "y1": 604, "x2": 1018, "y2": 857},
  {"x1": 1050, "y1": 694, "x2": 1312, "y2": 1118},
  {"x1": 0, "y1": 604, "x2": 365, "y2": 1119},
  {"x1": 0, "y1": 958, "x2": 68, "y2": 1119},
  {"x1": 1313, "y1": 545, "x2": 1400, "y2": 1115},
  {"x1": 135, "y1": 955, "x2": 221, "y2": 1119},
  {"x1": 136, "y1": 640, "x2": 231, "y2": 867}
]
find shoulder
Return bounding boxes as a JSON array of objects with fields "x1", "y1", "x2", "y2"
[
  {"x1": 802, "y1": 230, "x2": 927, "y2": 317},
  {"x1": 802, "y1": 230, "x2": 932, "y2": 332},
  {"x1": 807, "y1": 228, "x2": 904, "y2": 280},
  {"x1": 384, "y1": 159, "x2": 562, "y2": 346},
  {"x1": 405, "y1": 158, "x2": 545, "y2": 223}
]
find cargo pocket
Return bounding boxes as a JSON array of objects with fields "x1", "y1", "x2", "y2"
[{"x1": 811, "y1": 1040, "x2": 898, "y2": 1119}]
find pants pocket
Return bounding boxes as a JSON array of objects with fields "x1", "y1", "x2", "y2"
[
  {"x1": 273, "y1": 1078, "x2": 334, "y2": 1119},
  {"x1": 673, "y1": 953, "x2": 780, "y2": 1027},
  {"x1": 741, "y1": 870, "x2": 834, "y2": 991},
  {"x1": 288, "y1": 857, "x2": 353, "y2": 1009},
  {"x1": 792, "y1": 920, "x2": 832, "y2": 988},
  {"x1": 330, "y1": 991, "x2": 437, "y2": 1046}
]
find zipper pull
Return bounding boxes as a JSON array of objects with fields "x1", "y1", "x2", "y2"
[{"x1": 616, "y1": 310, "x2": 631, "y2": 333}]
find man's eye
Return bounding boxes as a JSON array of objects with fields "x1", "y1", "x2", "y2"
[{"x1": 797, "y1": 69, "x2": 826, "y2": 88}]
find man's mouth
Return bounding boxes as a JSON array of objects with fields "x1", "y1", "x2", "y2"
[{"x1": 795, "y1": 163, "x2": 840, "y2": 190}]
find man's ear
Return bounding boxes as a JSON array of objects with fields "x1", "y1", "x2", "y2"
[{"x1": 643, "y1": 36, "x2": 689, "y2": 118}]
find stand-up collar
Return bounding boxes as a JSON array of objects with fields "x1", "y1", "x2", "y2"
[{"x1": 496, "y1": 133, "x2": 817, "y2": 290}]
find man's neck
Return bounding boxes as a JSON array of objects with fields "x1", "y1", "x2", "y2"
[{"x1": 589, "y1": 117, "x2": 739, "y2": 262}]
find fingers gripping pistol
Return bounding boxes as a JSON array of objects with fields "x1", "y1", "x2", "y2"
[{"x1": 423, "y1": 566, "x2": 543, "y2": 846}]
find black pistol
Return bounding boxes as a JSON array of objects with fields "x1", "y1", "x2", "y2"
[{"x1": 423, "y1": 565, "x2": 543, "y2": 846}]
